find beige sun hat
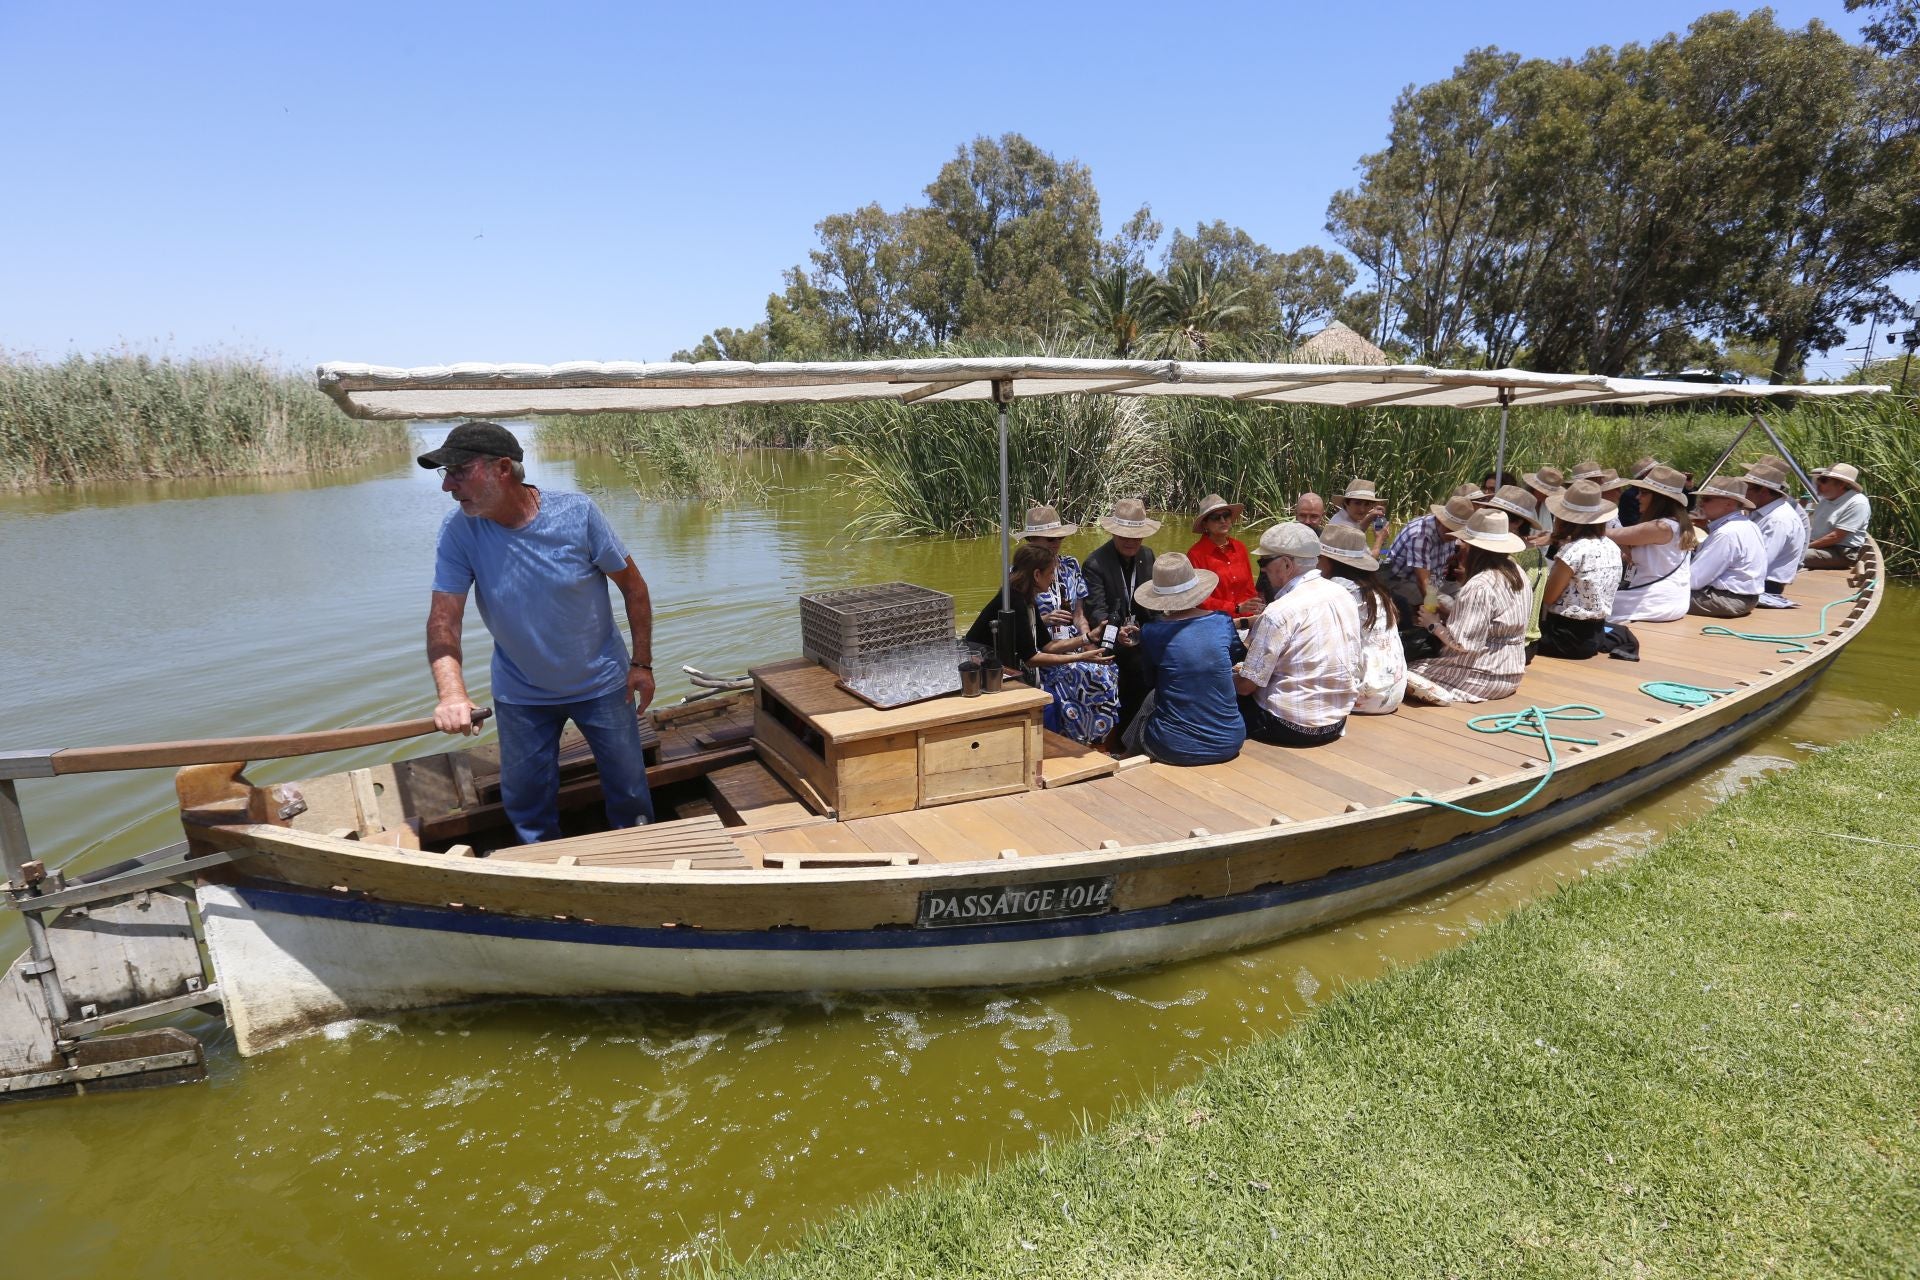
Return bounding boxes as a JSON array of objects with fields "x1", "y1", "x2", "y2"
[
  {"x1": 1429, "y1": 494, "x2": 1479, "y2": 530},
  {"x1": 1132, "y1": 551, "x2": 1217, "y2": 612},
  {"x1": 1628, "y1": 464, "x2": 1689, "y2": 504},
  {"x1": 1740, "y1": 462, "x2": 1790, "y2": 496},
  {"x1": 1450, "y1": 482, "x2": 1481, "y2": 500},
  {"x1": 1570, "y1": 459, "x2": 1608, "y2": 483},
  {"x1": 1522, "y1": 465, "x2": 1567, "y2": 497},
  {"x1": 1475, "y1": 483, "x2": 1540, "y2": 529},
  {"x1": 1191, "y1": 493, "x2": 1246, "y2": 532},
  {"x1": 1630, "y1": 455, "x2": 1659, "y2": 479},
  {"x1": 1020, "y1": 504, "x2": 1078, "y2": 537},
  {"x1": 1097, "y1": 497, "x2": 1163, "y2": 538},
  {"x1": 1450, "y1": 509, "x2": 1527, "y2": 555},
  {"x1": 1596, "y1": 468, "x2": 1626, "y2": 492},
  {"x1": 1693, "y1": 475, "x2": 1755, "y2": 510},
  {"x1": 1545, "y1": 478, "x2": 1618, "y2": 525},
  {"x1": 1337, "y1": 478, "x2": 1381, "y2": 503},
  {"x1": 1318, "y1": 522, "x2": 1380, "y2": 571},
  {"x1": 1813, "y1": 462, "x2": 1863, "y2": 492}
]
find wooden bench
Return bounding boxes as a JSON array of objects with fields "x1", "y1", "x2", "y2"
[{"x1": 486, "y1": 812, "x2": 750, "y2": 870}]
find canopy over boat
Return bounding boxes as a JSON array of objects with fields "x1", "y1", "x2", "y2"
[{"x1": 316, "y1": 357, "x2": 1887, "y2": 420}]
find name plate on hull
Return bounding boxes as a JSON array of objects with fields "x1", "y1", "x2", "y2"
[{"x1": 916, "y1": 876, "x2": 1116, "y2": 929}]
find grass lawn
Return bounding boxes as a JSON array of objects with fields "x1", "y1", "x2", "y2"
[{"x1": 702, "y1": 718, "x2": 1920, "y2": 1278}]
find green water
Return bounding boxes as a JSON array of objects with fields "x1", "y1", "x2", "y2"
[{"x1": 2, "y1": 432, "x2": 1914, "y2": 1277}]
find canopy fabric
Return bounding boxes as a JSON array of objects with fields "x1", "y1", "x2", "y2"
[{"x1": 316, "y1": 357, "x2": 1887, "y2": 420}]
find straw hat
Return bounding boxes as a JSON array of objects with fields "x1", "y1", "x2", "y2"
[
  {"x1": 1319, "y1": 523, "x2": 1380, "y2": 571},
  {"x1": 1813, "y1": 462, "x2": 1863, "y2": 492},
  {"x1": 1522, "y1": 465, "x2": 1567, "y2": 497},
  {"x1": 1595, "y1": 468, "x2": 1625, "y2": 491},
  {"x1": 1693, "y1": 475, "x2": 1755, "y2": 510},
  {"x1": 1449, "y1": 509, "x2": 1527, "y2": 555},
  {"x1": 1256, "y1": 522, "x2": 1322, "y2": 560},
  {"x1": 1429, "y1": 494, "x2": 1479, "y2": 530},
  {"x1": 1740, "y1": 463, "x2": 1790, "y2": 496},
  {"x1": 1630, "y1": 455, "x2": 1659, "y2": 479},
  {"x1": 1338, "y1": 478, "x2": 1381, "y2": 502},
  {"x1": 1752, "y1": 453, "x2": 1788, "y2": 473},
  {"x1": 1627, "y1": 464, "x2": 1689, "y2": 504},
  {"x1": 1096, "y1": 497, "x2": 1163, "y2": 538},
  {"x1": 1476, "y1": 483, "x2": 1540, "y2": 529},
  {"x1": 1450, "y1": 482, "x2": 1481, "y2": 500},
  {"x1": 1132, "y1": 551, "x2": 1217, "y2": 612},
  {"x1": 1020, "y1": 504, "x2": 1078, "y2": 537},
  {"x1": 1545, "y1": 478, "x2": 1618, "y2": 525},
  {"x1": 1570, "y1": 460, "x2": 1607, "y2": 483},
  {"x1": 1191, "y1": 493, "x2": 1245, "y2": 532}
]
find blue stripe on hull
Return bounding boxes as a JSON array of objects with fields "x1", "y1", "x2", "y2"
[{"x1": 232, "y1": 678, "x2": 1811, "y2": 953}]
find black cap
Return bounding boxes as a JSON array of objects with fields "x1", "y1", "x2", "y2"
[{"x1": 416, "y1": 421, "x2": 525, "y2": 469}]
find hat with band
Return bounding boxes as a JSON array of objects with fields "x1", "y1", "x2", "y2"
[
  {"x1": 1319, "y1": 522, "x2": 1379, "y2": 571},
  {"x1": 1097, "y1": 497, "x2": 1163, "y2": 537},
  {"x1": 1020, "y1": 504, "x2": 1078, "y2": 537},
  {"x1": 1545, "y1": 478, "x2": 1618, "y2": 525},
  {"x1": 1132, "y1": 552, "x2": 1217, "y2": 613}
]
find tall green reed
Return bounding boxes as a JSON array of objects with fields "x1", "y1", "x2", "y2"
[
  {"x1": 0, "y1": 353, "x2": 410, "y2": 488},
  {"x1": 1778, "y1": 395, "x2": 1920, "y2": 577}
]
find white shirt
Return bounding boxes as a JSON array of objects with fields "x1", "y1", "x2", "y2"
[
  {"x1": 1751, "y1": 497, "x2": 1808, "y2": 587},
  {"x1": 1691, "y1": 511, "x2": 1768, "y2": 596},
  {"x1": 1240, "y1": 570, "x2": 1361, "y2": 728}
]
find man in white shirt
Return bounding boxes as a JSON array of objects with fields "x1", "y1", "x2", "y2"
[
  {"x1": 1233, "y1": 522, "x2": 1361, "y2": 748},
  {"x1": 1742, "y1": 463, "x2": 1808, "y2": 608},
  {"x1": 1687, "y1": 476, "x2": 1768, "y2": 619},
  {"x1": 1803, "y1": 462, "x2": 1872, "y2": 570}
]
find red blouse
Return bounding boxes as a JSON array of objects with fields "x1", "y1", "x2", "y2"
[{"x1": 1187, "y1": 536, "x2": 1257, "y2": 616}]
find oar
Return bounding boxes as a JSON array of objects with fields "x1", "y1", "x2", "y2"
[{"x1": 33, "y1": 710, "x2": 493, "y2": 776}]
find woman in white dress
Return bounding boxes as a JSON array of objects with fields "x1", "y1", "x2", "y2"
[
  {"x1": 1608, "y1": 465, "x2": 1696, "y2": 624},
  {"x1": 1317, "y1": 523, "x2": 1405, "y2": 715}
]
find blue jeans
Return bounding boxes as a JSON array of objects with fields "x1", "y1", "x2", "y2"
[{"x1": 494, "y1": 689, "x2": 655, "y2": 845}]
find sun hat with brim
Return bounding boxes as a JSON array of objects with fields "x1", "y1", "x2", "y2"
[
  {"x1": 1337, "y1": 478, "x2": 1381, "y2": 503},
  {"x1": 1522, "y1": 465, "x2": 1567, "y2": 496},
  {"x1": 1740, "y1": 464, "x2": 1790, "y2": 496},
  {"x1": 1132, "y1": 552, "x2": 1217, "y2": 613},
  {"x1": 417, "y1": 420, "x2": 525, "y2": 469},
  {"x1": 1693, "y1": 476, "x2": 1755, "y2": 510},
  {"x1": 1450, "y1": 509, "x2": 1527, "y2": 555},
  {"x1": 1570, "y1": 460, "x2": 1607, "y2": 483},
  {"x1": 1319, "y1": 523, "x2": 1379, "y2": 571},
  {"x1": 1097, "y1": 497, "x2": 1162, "y2": 538},
  {"x1": 1596, "y1": 469, "x2": 1625, "y2": 491},
  {"x1": 1430, "y1": 495, "x2": 1479, "y2": 531},
  {"x1": 1450, "y1": 482, "x2": 1481, "y2": 500},
  {"x1": 1813, "y1": 462, "x2": 1863, "y2": 492},
  {"x1": 1019, "y1": 504, "x2": 1078, "y2": 537},
  {"x1": 1627, "y1": 465, "x2": 1689, "y2": 504},
  {"x1": 1191, "y1": 494, "x2": 1246, "y2": 532},
  {"x1": 1475, "y1": 484, "x2": 1540, "y2": 529},
  {"x1": 1630, "y1": 455, "x2": 1659, "y2": 480},
  {"x1": 1545, "y1": 479, "x2": 1618, "y2": 525}
]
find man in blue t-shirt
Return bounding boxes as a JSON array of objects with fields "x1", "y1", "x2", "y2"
[{"x1": 421, "y1": 421, "x2": 656, "y2": 844}]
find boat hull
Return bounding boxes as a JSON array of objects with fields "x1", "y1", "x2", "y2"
[{"x1": 200, "y1": 675, "x2": 1814, "y2": 1055}]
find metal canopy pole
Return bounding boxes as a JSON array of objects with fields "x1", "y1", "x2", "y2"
[
  {"x1": 1699, "y1": 414, "x2": 1760, "y2": 486},
  {"x1": 994, "y1": 380, "x2": 1013, "y2": 613},
  {"x1": 1746, "y1": 409, "x2": 1816, "y2": 495},
  {"x1": 1494, "y1": 387, "x2": 1512, "y2": 485},
  {"x1": 0, "y1": 779, "x2": 72, "y2": 1030}
]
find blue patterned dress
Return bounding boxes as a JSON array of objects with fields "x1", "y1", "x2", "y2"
[{"x1": 1035, "y1": 554, "x2": 1122, "y2": 744}]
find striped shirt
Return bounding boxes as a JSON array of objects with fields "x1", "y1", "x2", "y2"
[
  {"x1": 1411, "y1": 568, "x2": 1530, "y2": 703},
  {"x1": 1238, "y1": 569, "x2": 1361, "y2": 728},
  {"x1": 1385, "y1": 513, "x2": 1451, "y2": 578}
]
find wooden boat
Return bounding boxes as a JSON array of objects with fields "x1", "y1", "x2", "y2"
[{"x1": 0, "y1": 358, "x2": 1888, "y2": 1098}]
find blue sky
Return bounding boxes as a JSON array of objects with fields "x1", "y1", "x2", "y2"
[{"x1": 0, "y1": 1, "x2": 1900, "y2": 378}]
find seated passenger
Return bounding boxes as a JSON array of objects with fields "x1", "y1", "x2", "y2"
[
  {"x1": 1803, "y1": 463, "x2": 1872, "y2": 570},
  {"x1": 1685, "y1": 477, "x2": 1768, "y2": 618},
  {"x1": 1082, "y1": 498, "x2": 1162, "y2": 740},
  {"x1": 1477, "y1": 483, "x2": 1548, "y2": 550},
  {"x1": 1232, "y1": 523, "x2": 1361, "y2": 748},
  {"x1": 1406, "y1": 510, "x2": 1531, "y2": 704},
  {"x1": 1320, "y1": 524, "x2": 1406, "y2": 715},
  {"x1": 1532, "y1": 480, "x2": 1624, "y2": 660},
  {"x1": 1292, "y1": 491, "x2": 1327, "y2": 533},
  {"x1": 1329, "y1": 478, "x2": 1389, "y2": 553},
  {"x1": 1742, "y1": 463, "x2": 1807, "y2": 608},
  {"x1": 963, "y1": 543, "x2": 1118, "y2": 742},
  {"x1": 1615, "y1": 456, "x2": 1660, "y2": 528},
  {"x1": 1187, "y1": 493, "x2": 1262, "y2": 619},
  {"x1": 1121, "y1": 553, "x2": 1248, "y2": 766},
  {"x1": 1382, "y1": 494, "x2": 1473, "y2": 637},
  {"x1": 1608, "y1": 465, "x2": 1694, "y2": 623}
]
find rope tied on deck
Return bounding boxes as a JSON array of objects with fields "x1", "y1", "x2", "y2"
[
  {"x1": 1640, "y1": 681, "x2": 1734, "y2": 708},
  {"x1": 1700, "y1": 580, "x2": 1876, "y2": 654},
  {"x1": 1396, "y1": 703, "x2": 1603, "y2": 819}
]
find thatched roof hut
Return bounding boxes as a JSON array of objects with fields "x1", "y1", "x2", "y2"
[{"x1": 1298, "y1": 321, "x2": 1388, "y2": 366}]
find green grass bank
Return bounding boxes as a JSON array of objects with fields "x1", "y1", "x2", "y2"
[
  {"x1": 0, "y1": 353, "x2": 412, "y2": 488},
  {"x1": 700, "y1": 718, "x2": 1920, "y2": 1278}
]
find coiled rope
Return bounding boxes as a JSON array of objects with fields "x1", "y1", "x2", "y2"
[
  {"x1": 1639, "y1": 681, "x2": 1734, "y2": 708},
  {"x1": 1699, "y1": 580, "x2": 1876, "y2": 654},
  {"x1": 1396, "y1": 703, "x2": 1603, "y2": 819}
]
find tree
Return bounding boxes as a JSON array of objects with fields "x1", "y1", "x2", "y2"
[
  {"x1": 674, "y1": 324, "x2": 773, "y2": 363},
  {"x1": 803, "y1": 204, "x2": 923, "y2": 353},
  {"x1": 1145, "y1": 265, "x2": 1250, "y2": 357},
  {"x1": 1101, "y1": 203, "x2": 1163, "y2": 274},
  {"x1": 1075, "y1": 266, "x2": 1167, "y2": 358},
  {"x1": 1847, "y1": 0, "x2": 1919, "y2": 57},
  {"x1": 1268, "y1": 247, "x2": 1357, "y2": 348}
]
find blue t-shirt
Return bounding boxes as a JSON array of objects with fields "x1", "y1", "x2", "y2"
[
  {"x1": 1139, "y1": 612, "x2": 1246, "y2": 766},
  {"x1": 432, "y1": 489, "x2": 633, "y2": 705}
]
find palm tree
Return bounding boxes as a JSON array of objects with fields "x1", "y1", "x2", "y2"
[
  {"x1": 1074, "y1": 267, "x2": 1168, "y2": 358},
  {"x1": 1145, "y1": 265, "x2": 1251, "y2": 358}
]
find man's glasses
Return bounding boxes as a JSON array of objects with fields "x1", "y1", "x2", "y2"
[{"x1": 438, "y1": 460, "x2": 484, "y2": 481}]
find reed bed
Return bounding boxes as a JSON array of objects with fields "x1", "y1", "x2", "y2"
[
  {"x1": 0, "y1": 353, "x2": 411, "y2": 488},
  {"x1": 1782, "y1": 394, "x2": 1920, "y2": 578}
]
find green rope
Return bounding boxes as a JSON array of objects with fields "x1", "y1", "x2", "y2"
[
  {"x1": 1396, "y1": 703, "x2": 1603, "y2": 819},
  {"x1": 1700, "y1": 580, "x2": 1876, "y2": 654},
  {"x1": 1640, "y1": 681, "x2": 1734, "y2": 708}
]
